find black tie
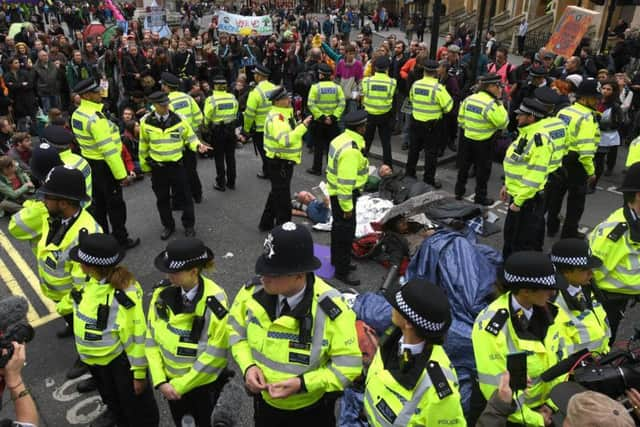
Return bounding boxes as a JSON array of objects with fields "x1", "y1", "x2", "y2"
[{"x1": 280, "y1": 299, "x2": 291, "y2": 317}]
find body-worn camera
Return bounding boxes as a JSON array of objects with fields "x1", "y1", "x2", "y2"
[{"x1": 0, "y1": 322, "x2": 34, "y2": 368}]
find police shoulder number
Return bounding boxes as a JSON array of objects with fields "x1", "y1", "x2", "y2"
[{"x1": 485, "y1": 308, "x2": 508, "y2": 336}]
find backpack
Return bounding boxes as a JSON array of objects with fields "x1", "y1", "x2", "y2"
[
  {"x1": 489, "y1": 39, "x2": 500, "y2": 59},
  {"x1": 293, "y1": 69, "x2": 317, "y2": 99}
]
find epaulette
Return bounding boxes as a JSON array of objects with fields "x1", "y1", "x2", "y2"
[
  {"x1": 351, "y1": 141, "x2": 358, "y2": 149},
  {"x1": 206, "y1": 295, "x2": 228, "y2": 320},
  {"x1": 318, "y1": 296, "x2": 342, "y2": 320},
  {"x1": 607, "y1": 222, "x2": 628, "y2": 242},
  {"x1": 485, "y1": 308, "x2": 509, "y2": 336},
  {"x1": 95, "y1": 111, "x2": 105, "y2": 119},
  {"x1": 426, "y1": 361, "x2": 453, "y2": 400},
  {"x1": 114, "y1": 289, "x2": 135, "y2": 309},
  {"x1": 154, "y1": 279, "x2": 171, "y2": 289},
  {"x1": 245, "y1": 276, "x2": 261, "y2": 290}
]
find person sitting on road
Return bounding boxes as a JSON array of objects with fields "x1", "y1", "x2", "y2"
[
  {"x1": 291, "y1": 190, "x2": 331, "y2": 224},
  {"x1": 0, "y1": 155, "x2": 34, "y2": 215}
]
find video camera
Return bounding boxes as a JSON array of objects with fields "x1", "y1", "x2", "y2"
[{"x1": 0, "y1": 296, "x2": 34, "y2": 369}]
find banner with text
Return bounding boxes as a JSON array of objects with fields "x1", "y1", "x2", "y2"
[
  {"x1": 216, "y1": 11, "x2": 273, "y2": 36},
  {"x1": 545, "y1": 6, "x2": 599, "y2": 59}
]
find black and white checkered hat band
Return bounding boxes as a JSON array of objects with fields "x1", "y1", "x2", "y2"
[
  {"x1": 77, "y1": 249, "x2": 120, "y2": 266},
  {"x1": 167, "y1": 251, "x2": 209, "y2": 270},
  {"x1": 550, "y1": 255, "x2": 588, "y2": 266},
  {"x1": 395, "y1": 292, "x2": 446, "y2": 332},
  {"x1": 504, "y1": 271, "x2": 556, "y2": 287}
]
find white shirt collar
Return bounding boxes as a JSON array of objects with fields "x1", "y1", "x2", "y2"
[
  {"x1": 155, "y1": 112, "x2": 170, "y2": 121},
  {"x1": 278, "y1": 285, "x2": 306, "y2": 315},
  {"x1": 566, "y1": 285, "x2": 582, "y2": 297},
  {"x1": 181, "y1": 285, "x2": 199, "y2": 302},
  {"x1": 61, "y1": 210, "x2": 80, "y2": 226},
  {"x1": 398, "y1": 336, "x2": 425, "y2": 356},
  {"x1": 511, "y1": 294, "x2": 533, "y2": 321}
]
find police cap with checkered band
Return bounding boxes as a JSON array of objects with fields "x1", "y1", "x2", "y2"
[
  {"x1": 551, "y1": 238, "x2": 602, "y2": 270},
  {"x1": 255, "y1": 222, "x2": 321, "y2": 276},
  {"x1": 70, "y1": 229, "x2": 125, "y2": 267},
  {"x1": 385, "y1": 278, "x2": 452, "y2": 338},
  {"x1": 503, "y1": 251, "x2": 567, "y2": 290},
  {"x1": 154, "y1": 238, "x2": 214, "y2": 273}
]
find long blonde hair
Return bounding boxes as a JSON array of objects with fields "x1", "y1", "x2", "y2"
[{"x1": 87, "y1": 265, "x2": 135, "y2": 290}]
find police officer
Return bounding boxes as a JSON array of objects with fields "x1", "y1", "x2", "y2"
[
  {"x1": 147, "y1": 238, "x2": 230, "y2": 427},
  {"x1": 68, "y1": 231, "x2": 159, "y2": 427},
  {"x1": 203, "y1": 75, "x2": 239, "y2": 192},
  {"x1": 327, "y1": 110, "x2": 369, "y2": 286},
  {"x1": 551, "y1": 238, "x2": 611, "y2": 355},
  {"x1": 306, "y1": 63, "x2": 346, "y2": 175},
  {"x1": 228, "y1": 222, "x2": 362, "y2": 427},
  {"x1": 588, "y1": 163, "x2": 640, "y2": 341},
  {"x1": 362, "y1": 56, "x2": 397, "y2": 166},
  {"x1": 244, "y1": 65, "x2": 277, "y2": 179},
  {"x1": 472, "y1": 251, "x2": 571, "y2": 426},
  {"x1": 547, "y1": 78, "x2": 600, "y2": 239},
  {"x1": 139, "y1": 91, "x2": 211, "y2": 240},
  {"x1": 455, "y1": 73, "x2": 508, "y2": 205},
  {"x1": 364, "y1": 279, "x2": 466, "y2": 426},
  {"x1": 71, "y1": 79, "x2": 139, "y2": 249},
  {"x1": 500, "y1": 97, "x2": 553, "y2": 258},
  {"x1": 161, "y1": 72, "x2": 204, "y2": 204},
  {"x1": 258, "y1": 87, "x2": 312, "y2": 231},
  {"x1": 406, "y1": 59, "x2": 453, "y2": 188},
  {"x1": 509, "y1": 65, "x2": 551, "y2": 131}
]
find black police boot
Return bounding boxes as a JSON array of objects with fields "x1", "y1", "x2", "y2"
[
  {"x1": 77, "y1": 377, "x2": 97, "y2": 393},
  {"x1": 67, "y1": 358, "x2": 89, "y2": 379},
  {"x1": 160, "y1": 228, "x2": 174, "y2": 240},
  {"x1": 120, "y1": 237, "x2": 140, "y2": 250},
  {"x1": 56, "y1": 324, "x2": 73, "y2": 338},
  {"x1": 425, "y1": 179, "x2": 442, "y2": 189},
  {"x1": 334, "y1": 273, "x2": 360, "y2": 287},
  {"x1": 184, "y1": 227, "x2": 196, "y2": 237},
  {"x1": 214, "y1": 182, "x2": 226, "y2": 192},
  {"x1": 474, "y1": 198, "x2": 494, "y2": 206},
  {"x1": 90, "y1": 409, "x2": 117, "y2": 427}
]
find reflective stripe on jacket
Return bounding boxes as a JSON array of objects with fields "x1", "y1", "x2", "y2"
[
  {"x1": 458, "y1": 90, "x2": 508, "y2": 141},
  {"x1": 263, "y1": 106, "x2": 307, "y2": 164},
  {"x1": 326, "y1": 129, "x2": 369, "y2": 212},
  {"x1": 361, "y1": 72, "x2": 396, "y2": 115},
  {"x1": 409, "y1": 76, "x2": 453, "y2": 122}
]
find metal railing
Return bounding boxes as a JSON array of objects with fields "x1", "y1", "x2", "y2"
[{"x1": 523, "y1": 30, "x2": 551, "y2": 52}]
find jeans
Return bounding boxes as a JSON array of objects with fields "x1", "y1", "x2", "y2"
[{"x1": 40, "y1": 95, "x2": 61, "y2": 113}]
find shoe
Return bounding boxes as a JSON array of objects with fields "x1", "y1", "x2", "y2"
[
  {"x1": 160, "y1": 228, "x2": 174, "y2": 240},
  {"x1": 120, "y1": 237, "x2": 140, "y2": 250},
  {"x1": 227, "y1": 183, "x2": 235, "y2": 190},
  {"x1": 401, "y1": 142, "x2": 409, "y2": 151},
  {"x1": 258, "y1": 224, "x2": 272, "y2": 232},
  {"x1": 193, "y1": 194, "x2": 202, "y2": 204},
  {"x1": 425, "y1": 180, "x2": 442, "y2": 189},
  {"x1": 184, "y1": 227, "x2": 196, "y2": 237},
  {"x1": 334, "y1": 273, "x2": 360, "y2": 287},
  {"x1": 257, "y1": 172, "x2": 268, "y2": 180},
  {"x1": 77, "y1": 377, "x2": 97, "y2": 393},
  {"x1": 57, "y1": 324, "x2": 73, "y2": 339},
  {"x1": 349, "y1": 263, "x2": 357, "y2": 271},
  {"x1": 214, "y1": 184, "x2": 226, "y2": 192},
  {"x1": 67, "y1": 358, "x2": 89, "y2": 379},
  {"x1": 474, "y1": 198, "x2": 494, "y2": 206},
  {"x1": 306, "y1": 168, "x2": 322, "y2": 176},
  {"x1": 587, "y1": 185, "x2": 596, "y2": 194},
  {"x1": 89, "y1": 409, "x2": 117, "y2": 427},
  {"x1": 604, "y1": 169, "x2": 613, "y2": 177}
]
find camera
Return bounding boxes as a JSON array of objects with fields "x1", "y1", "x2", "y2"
[{"x1": 0, "y1": 322, "x2": 34, "y2": 368}]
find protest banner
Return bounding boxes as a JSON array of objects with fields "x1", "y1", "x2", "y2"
[
  {"x1": 545, "y1": 6, "x2": 600, "y2": 58},
  {"x1": 216, "y1": 11, "x2": 273, "y2": 36}
]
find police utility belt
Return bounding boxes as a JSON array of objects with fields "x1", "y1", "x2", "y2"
[
  {"x1": 411, "y1": 116, "x2": 440, "y2": 131},
  {"x1": 147, "y1": 158, "x2": 183, "y2": 169}
]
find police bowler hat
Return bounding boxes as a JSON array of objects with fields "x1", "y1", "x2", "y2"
[
  {"x1": 255, "y1": 222, "x2": 321, "y2": 276},
  {"x1": 618, "y1": 163, "x2": 640, "y2": 192},
  {"x1": 148, "y1": 91, "x2": 170, "y2": 106},
  {"x1": 41, "y1": 125, "x2": 74, "y2": 148},
  {"x1": 39, "y1": 165, "x2": 90, "y2": 202},
  {"x1": 73, "y1": 79, "x2": 101, "y2": 95},
  {"x1": 154, "y1": 238, "x2": 214, "y2": 273},
  {"x1": 30, "y1": 142, "x2": 63, "y2": 182},
  {"x1": 575, "y1": 78, "x2": 601, "y2": 98},
  {"x1": 70, "y1": 229, "x2": 125, "y2": 267},
  {"x1": 160, "y1": 72, "x2": 180, "y2": 88}
]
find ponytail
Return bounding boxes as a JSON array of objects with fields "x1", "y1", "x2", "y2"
[{"x1": 88, "y1": 265, "x2": 135, "y2": 290}]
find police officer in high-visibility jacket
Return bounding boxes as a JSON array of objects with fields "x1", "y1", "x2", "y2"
[
  {"x1": 626, "y1": 135, "x2": 640, "y2": 168},
  {"x1": 146, "y1": 238, "x2": 230, "y2": 427},
  {"x1": 500, "y1": 97, "x2": 553, "y2": 259},
  {"x1": 407, "y1": 59, "x2": 453, "y2": 188},
  {"x1": 588, "y1": 164, "x2": 640, "y2": 341},
  {"x1": 551, "y1": 238, "x2": 610, "y2": 355},
  {"x1": 228, "y1": 223, "x2": 362, "y2": 427},
  {"x1": 244, "y1": 65, "x2": 277, "y2": 179},
  {"x1": 258, "y1": 87, "x2": 312, "y2": 231},
  {"x1": 203, "y1": 75, "x2": 239, "y2": 192},
  {"x1": 139, "y1": 91, "x2": 212, "y2": 241},
  {"x1": 327, "y1": 110, "x2": 369, "y2": 287},
  {"x1": 68, "y1": 231, "x2": 159, "y2": 427},
  {"x1": 306, "y1": 63, "x2": 346, "y2": 175},
  {"x1": 364, "y1": 279, "x2": 466, "y2": 426},
  {"x1": 161, "y1": 72, "x2": 204, "y2": 204},
  {"x1": 362, "y1": 56, "x2": 397, "y2": 166},
  {"x1": 71, "y1": 79, "x2": 139, "y2": 250},
  {"x1": 547, "y1": 78, "x2": 600, "y2": 239},
  {"x1": 455, "y1": 73, "x2": 508, "y2": 204},
  {"x1": 472, "y1": 252, "x2": 571, "y2": 427}
]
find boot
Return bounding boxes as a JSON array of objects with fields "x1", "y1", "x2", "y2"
[
  {"x1": 90, "y1": 409, "x2": 117, "y2": 427},
  {"x1": 67, "y1": 358, "x2": 89, "y2": 379}
]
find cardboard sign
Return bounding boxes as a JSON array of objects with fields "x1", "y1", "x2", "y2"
[{"x1": 545, "y1": 6, "x2": 600, "y2": 58}]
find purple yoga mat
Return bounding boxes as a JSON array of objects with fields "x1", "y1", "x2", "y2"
[{"x1": 313, "y1": 243, "x2": 335, "y2": 279}]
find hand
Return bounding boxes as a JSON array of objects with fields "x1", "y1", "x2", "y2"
[
  {"x1": 133, "y1": 379, "x2": 146, "y2": 395},
  {"x1": 0, "y1": 343, "x2": 26, "y2": 384},
  {"x1": 129, "y1": 170, "x2": 137, "y2": 178},
  {"x1": 198, "y1": 143, "x2": 212, "y2": 153},
  {"x1": 238, "y1": 134, "x2": 246, "y2": 143},
  {"x1": 25, "y1": 181, "x2": 35, "y2": 188},
  {"x1": 495, "y1": 371, "x2": 513, "y2": 404},
  {"x1": 344, "y1": 210, "x2": 353, "y2": 219},
  {"x1": 499, "y1": 185, "x2": 508, "y2": 203},
  {"x1": 324, "y1": 116, "x2": 332, "y2": 125},
  {"x1": 587, "y1": 174, "x2": 596, "y2": 186},
  {"x1": 509, "y1": 203, "x2": 520, "y2": 212},
  {"x1": 158, "y1": 382, "x2": 181, "y2": 400},
  {"x1": 245, "y1": 365, "x2": 267, "y2": 394},
  {"x1": 267, "y1": 377, "x2": 301, "y2": 399},
  {"x1": 537, "y1": 405, "x2": 553, "y2": 426},
  {"x1": 303, "y1": 116, "x2": 313, "y2": 127},
  {"x1": 626, "y1": 388, "x2": 640, "y2": 418}
]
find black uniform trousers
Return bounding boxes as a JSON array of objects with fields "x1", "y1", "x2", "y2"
[
  {"x1": 406, "y1": 118, "x2": 440, "y2": 184},
  {"x1": 211, "y1": 124, "x2": 237, "y2": 187},
  {"x1": 503, "y1": 192, "x2": 546, "y2": 259},
  {"x1": 87, "y1": 159, "x2": 129, "y2": 244},
  {"x1": 259, "y1": 158, "x2": 294, "y2": 230},
  {"x1": 545, "y1": 153, "x2": 588, "y2": 238},
  {"x1": 330, "y1": 192, "x2": 357, "y2": 276},
  {"x1": 599, "y1": 290, "x2": 631, "y2": 344},
  {"x1": 151, "y1": 161, "x2": 195, "y2": 230},
  {"x1": 254, "y1": 132, "x2": 269, "y2": 177},
  {"x1": 167, "y1": 380, "x2": 222, "y2": 427},
  {"x1": 182, "y1": 150, "x2": 202, "y2": 201},
  {"x1": 455, "y1": 134, "x2": 495, "y2": 202},
  {"x1": 364, "y1": 111, "x2": 393, "y2": 166},
  {"x1": 88, "y1": 352, "x2": 159, "y2": 427},
  {"x1": 253, "y1": 393, "x2": 337, "y2": 427},
  {"x1": 310, "y1": 120, "x2": 339, "y2": 172}
]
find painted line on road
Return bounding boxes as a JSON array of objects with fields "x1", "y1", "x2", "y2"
[{"x1": 0, "y1": 256, "x2": 39, "y2": 322}]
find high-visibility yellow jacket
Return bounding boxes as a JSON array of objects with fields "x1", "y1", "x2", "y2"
[
  {"x1": 364, "y1": 330, "x2": 466, "y2": 426},
  {"x1": 145, "y1": 276, "x2": 229, "y2": 396},
  {"x1": 9, "y1": 200, "x2": 48, "y2": 246},
  {"x1": 503, "y1": 121, "x2": 553, "y2": 207},
  {"x1": 203, "y1": 90, "x2": 239, "y2": 126},
  {"x1": 228, "y1": 275, "x2": 362, "y2": 410},
  {"x1": 167, "y1": 90, "x2": 203, "y2": 132},
  {"x1": 361, "y1": 72, "x2": 396, "y2": 115},
  {"x1": 409, "y1": 75, "x2": 453, "y2": 122},
  {"x1": 626, "y1": 135, "x2": 640, "y2": 167},
  {"x1": 307, "y1": 81, "x2": 346, "y2": 120},
  {"x1": 139, "y1": 111, "x2": 200, "y2": 172},
  {"x1": 458, "y1": 90, "x2": 508, "y2": 141},
  {"x1": 73, "y1": 277, "x2": 148, "y2": 379},
  {"x1": 557, "y1": 102, "x2": 599, "y2": 176},
  {"x1": 539, "y1": 117, "x2": 568, "y2": 174},
  {"x1": 263, "y1": 106, "x2": 307, "y2": 164},
  {"x1": 326, "y1": 129, "x2": 369, "y2": 212},
  {"x1": 71, "y1": 98, "x2": 127, "y2": 180},
  {"x1": 472, "y1": 292, "x2": 571, "y2": 426},
  {"x1": 589, "y1": 207, "x2": 640, "y2": 295},
  {"x1": 59, "y1": 149, "x2": 92, "y2": 206},
  {"x1": 243, "y1": 80, "x2": 277, "y2": 133}
]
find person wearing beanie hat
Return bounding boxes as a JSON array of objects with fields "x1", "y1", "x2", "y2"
[
  {"x1": 363, "y1": 279, "x2": 465, "y2": 426},
  {"x1": 68, "y1": 230, "x2": 159, "y2": 427},
  {"x1": 473, "y1": 251, "x2": 571, "y2": 426},
  {"x1": 228, "y1": 222, "x2": 361, "y2": 426},
  {"x1": 243, "y1": 64, "x2": 277, "y2": 180},
  {"x1": 547, "y1": 77, "x2": 600, "y2": 240},
  {"x1": 258, "y1": 88, "x2": 312, "y2": 231},
  {"x1": 361, "y1": 50, "x2": 397, "y2": 166},
  {"x1": 305, "y1": 63, "x2": 346, "y2": 176},
  {"x1": 203, "y1": 75, "x2": 240, "y2": 192},
  {"x1": 501, "y1": 98, "x2": 554, "y2": 258},
  {"x1": 588, "y1": 162, "x2": 640, "y2": 341},
  {"x1": 455, "y1": 72, "x2": 509, "y2": 205},
  {"x1": 147, "y1": 237, "x2": 230, "y2": 427}
]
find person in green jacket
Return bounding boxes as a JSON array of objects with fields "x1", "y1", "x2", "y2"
[{"x1": 0, "y1": 155, "x2": 34, "y2": 215}]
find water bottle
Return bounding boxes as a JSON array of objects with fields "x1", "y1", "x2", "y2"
[{"x1": 181, "y1": 414, "x2": 195, "y2": 427}]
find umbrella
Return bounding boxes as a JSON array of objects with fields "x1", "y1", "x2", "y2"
[
  {"x1": 8, "y1": 23, "x2": 28, "y2": 39},
  {"x1": 83, "y1": 22, "x2": 106, "y2": 40},
  {"x1": 101, "y1": 24, "x2": 120, "y2": 47}
]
